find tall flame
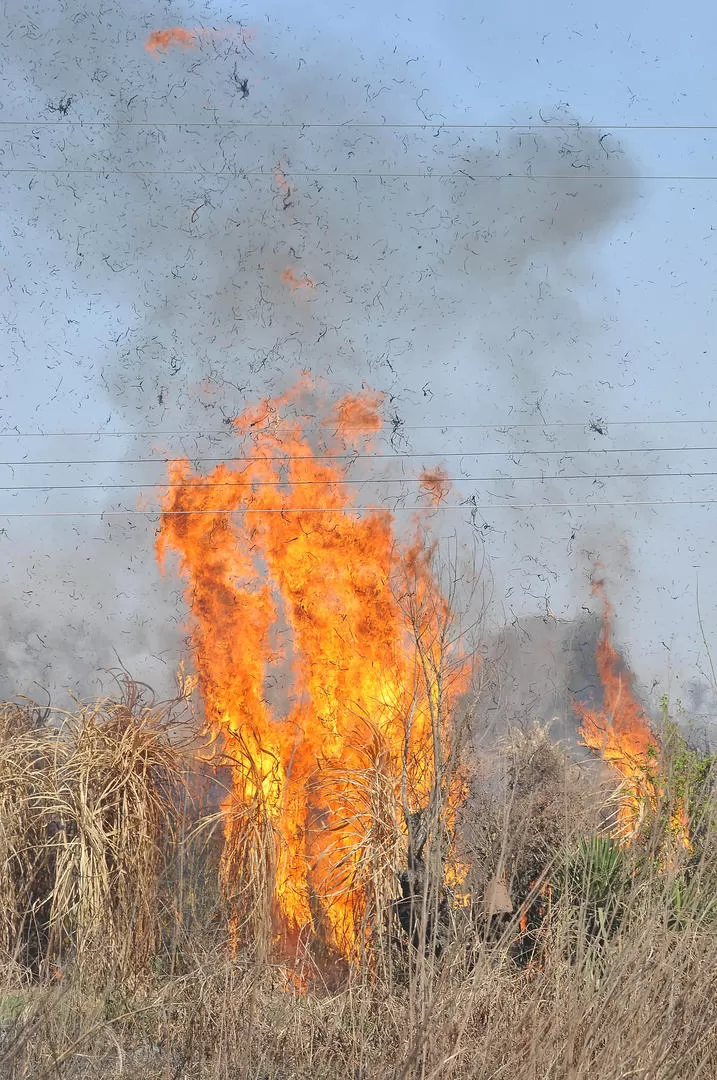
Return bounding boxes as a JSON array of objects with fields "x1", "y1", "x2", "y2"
[{"x1": 156, "y1": 382, "x2": 469, "y2": 955}]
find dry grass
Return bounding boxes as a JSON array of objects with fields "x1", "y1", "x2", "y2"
[
  {"x1": 0, "y1": 698, "x2": 714, "y2": 1078},
  {"x1": 46, "y1": 687, "x2": 185, "y2": 988},
  {"x1": 1, "y1": 900, "x2": 715, "y2": 1080},
  {"x1": 217, "y1": 780, "x2": 278, "y2": 964},
  {"x1": 0, "y1": 703, "x2": 58, "y2": 983},
  {"x1": 0, "y1": 682, "x2": 187, "y2": 992}
]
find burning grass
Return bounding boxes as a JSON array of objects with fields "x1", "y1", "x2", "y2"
[
  {"x1": 0, "y1": 685, "x2": 713, "y2": 1078},
  {"x1": 156, "y1": 383, "x2": 472, "y2": 961},
  {"x1": 0, "y1": 384, "x2": 715, "y2": 1074}
]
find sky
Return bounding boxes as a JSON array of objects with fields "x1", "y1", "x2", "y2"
[{"x1": 2, "y1": 0, "x2": 717, "y2": 729}]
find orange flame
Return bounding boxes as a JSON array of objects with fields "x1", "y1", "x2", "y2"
[
  {"x1": 156, "y1": 382, "x2": 470, "y2": 956},
  {"x1": 574, "y1": 582, "x2": 690, "y2": 848},
  {"x1": 281, "y1": 267, "x2": 316, "y2": 292}
]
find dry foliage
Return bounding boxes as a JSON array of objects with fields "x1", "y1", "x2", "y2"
[
  {"x1": 0, "y1": 683, "x2": 187, "y2": 991},
  {"x1": 0, "y1": 703, "x2": 58, "y2": 982},
  {"x1": 0, "y1": 691, "x2": 715, "y2": 1078},
  {"x1": 459, "y1": 723, "x2": 603, "y2": 925},
  {"x1": 47, "y1": 690, "x2": 184, "y2": 987}
]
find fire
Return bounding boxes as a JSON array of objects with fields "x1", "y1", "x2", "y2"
[
  {"x1": 574, "y1": 582, "x2": 690, "y2": 848},
  {"x1": 156, "y1": 382, "x2": 469, "y2": 956},
  {"x1": 281, "y1": 267, "x2": 316, "y2": 292}
]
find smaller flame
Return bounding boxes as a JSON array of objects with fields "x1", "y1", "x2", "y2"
[
  {"x1": 575, "y1": 581, "x2": 690, "y2": 849},
  {"x1": 281, "y1": 267, "x2": 316, "y2": 292},
  {"x1": 279, "y1": 966, "x2": 308, "y2": 996},
  {"x1": 519, "y1": 880, "x2": 551, "y2": 934},
  {"x1": 670, "y1": 802, "x2": 693, "y2": 852},
  {"x1": 445, "y1": 861, "x2": 471, "y2": 907}
]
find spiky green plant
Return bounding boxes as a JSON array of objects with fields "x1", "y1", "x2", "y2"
[{"x1": 555, "y1": 834, "x2": 629, "y2": 980}]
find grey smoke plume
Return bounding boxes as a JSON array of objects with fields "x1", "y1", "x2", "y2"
[
  {"x1": 480, "y1": 613, "x2": 603, "y2": 749},
  {"x1": 1, "y1": 0, "x2": 643, "y2": 702}
]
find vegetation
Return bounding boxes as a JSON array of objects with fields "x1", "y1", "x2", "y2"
[{"x1": 0, "y1": 687, "x2": 714, "y2": 1079}]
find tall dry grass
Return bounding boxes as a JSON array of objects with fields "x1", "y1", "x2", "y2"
[
  {"x1": 0, "y1": 703, "x2": 58, "y2": 982},
  {"x1": 0, "y1": 682, "x2": 188, "y2": 992},
  {"x1": 0, "y1": 700, "x2": 714, "y2": 1078},
  {"x1": 1, "y1": 860, "x2": 715, "y2": 1079},
  {"x1": 46, "y1": 686, "x2": 186, "y2": 988}
]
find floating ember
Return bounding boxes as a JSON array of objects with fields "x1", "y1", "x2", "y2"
[
  {"x1": 274, "y1": 163, "x2": 293, "y2": 206},
  {"x1": 145, "y1": 28, "x2": 196, "y2": 54},
  {"x1": 419, "y1": 467, "x2": 451, "y2": 506},
  {"x1": 145, "y1": 25, "x2": 254, "y2": 55},
  {"x1": 281, "y1": 267, "x2": 316, "y2": 292}
]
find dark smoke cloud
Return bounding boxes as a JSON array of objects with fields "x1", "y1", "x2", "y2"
[{"x1": 1, "y1": 0, "x2": 641, "y2": 701}]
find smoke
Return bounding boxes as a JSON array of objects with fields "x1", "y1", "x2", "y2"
[
  {"x1": 1, "y1": 0, "x2": 643, "y2": 701},
  {"x1": 481, "y1": 613, "x2": 602, "y2": 747}
]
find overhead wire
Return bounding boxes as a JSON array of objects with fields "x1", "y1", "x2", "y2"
[
  {"x1": 1, "y1": 498, "x2": 716, "y2": 519},
  {"x1": 1, "y1": 168, "x2": 714, "y2": 179},
  {"x1": 2, "y1": 446, "x2": 717, "y2": 467},
  {"x1": 0, "y1": 469, "x2": 716, "y2": 492},
  {"x1": 3, "y1": 121, "x2": 717, "y2": 130},
  {"x1": 1, "y1": 419, "x2": 716, "y2": 437}
]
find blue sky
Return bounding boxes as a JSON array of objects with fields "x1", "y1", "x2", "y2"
[{"x1": 2, "y1": 0, "x2": 716, "y2": 723}]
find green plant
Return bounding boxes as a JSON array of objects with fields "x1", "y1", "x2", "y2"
[{"x1": 555, "y1": 833, "x2": 629, "y2": 981}]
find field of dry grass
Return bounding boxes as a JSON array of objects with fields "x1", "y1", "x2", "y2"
[{"x1": 0, "y1": 682, "x2": 714, "y2": 1080}]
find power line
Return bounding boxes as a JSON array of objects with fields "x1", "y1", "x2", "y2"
[
  {"x1": 1, "y1": 419, "x2": 715, "y2": 438},
  {"x1": 0, "y1": 168, "x2": 709, "y2": 180},
  {"x1": 3, "y1": 121, "x2": 717, "y2": 130},
  {"x1": 2, "y1": 446, "x2": 716, "y2": 468},
  {"x1": 1, "y1": 498, "x2": 716, "y2": 519},
  {"x1": 2, "y1": 469, "x2": 716, "y2": 493}
]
